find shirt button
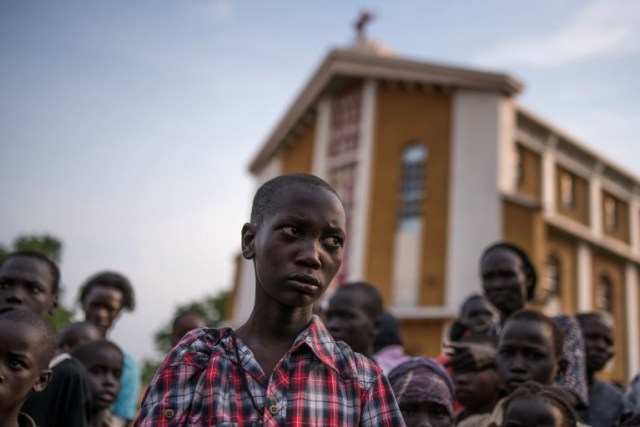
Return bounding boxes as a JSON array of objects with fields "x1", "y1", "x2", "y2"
[
  {"x1": 269, "y1": 405, "x2": 278, "y2": 414},
  {"x1": 164, "y1": 408, "x2": 175, "y2": 419}
]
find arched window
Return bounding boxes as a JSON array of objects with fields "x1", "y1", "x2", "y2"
[
  {"x1": 596, "y1": 275, "x2": 614, "y2": 313},
  {"x1": 604, "y1": 196, "x2": 617, "y2": 231},
  {"x1": 398, "y1": 143, "x2": 428, "y2": 227}
]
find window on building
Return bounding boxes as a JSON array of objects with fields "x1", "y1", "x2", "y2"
[
  {"x1": 541, "y1": 253, "x2": 561, "y2": 315},
  {"x1": 596, "y1": 275, "x2": 614, "y2": 313},
  {"x1": 560, "y1": 172, "x2": 575, "y2": 209},
  {"x1": 514, "y1": 146, "x2": 523, "y2": 185},
  {"x1": 398, "y1": 143, "x2": 428, "y2": 226},
  {"x1": 604, "y1": 195, "x2": 617, "y2": 231}
]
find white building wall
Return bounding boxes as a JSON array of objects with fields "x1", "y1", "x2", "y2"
[
  {"x1": 626, "y1": 263, "x2": 639, "y2": 379},
  {"x1": 311, "y1": 97, "x2": 330, "y2": 179},
  {"x1": 445, "y1": 90, "x2": 506, "y2": 310},
  {"x1": 347, "y1": 79, "x2": 377, "y2": 281},
  {"x1": 232, "y1": 156, "x2": 283, "y2": 326}
]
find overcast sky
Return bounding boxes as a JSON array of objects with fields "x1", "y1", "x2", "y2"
[{"x1": 1, "y1": 0, "x2": 639, "y2": 363}]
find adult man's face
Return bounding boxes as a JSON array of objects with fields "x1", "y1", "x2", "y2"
[{"x1": 0, "y1": 256, "x2": 57, "y2": 317}]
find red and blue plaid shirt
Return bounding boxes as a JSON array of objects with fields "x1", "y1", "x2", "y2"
[{"x1": 135, "y1": 316, "x2": 405, "y2": 426}]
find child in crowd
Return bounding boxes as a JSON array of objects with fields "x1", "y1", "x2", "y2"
[
  {"x1": 72, "y1": 341, "x2": 124, "y2": 427},
  {"x1": 576, "y1": 312, "x2": 627, "y2": 426},
  {"x1": 170, "y1": 309, "x2": 207, "y2": 348},
  {"x1": 0, "y1": 308, "x2": 57, "y2": 427},
  {"x1": 325, "y1": 281, "x2": 383, "y2": 358},
  {"x1": 447, "y1": 342, "x2": 501, "y2": 424},
  {"x1": 59, "y1": 321, "x2": 102, "y2": 353},
  {"x1": 496, "y1": 382, "x2": 578, "y2": 427},
  {"x1": 449, "y1": 295, "x2": 499, "y2": 343},
  {"x1": 388, "y1": 357, "x2": 455, "y2": 427},
  {"x1": 457, "y1": 309, "x2": 568, "y2": 427},
  {"x1": 136, "y1": 174, "x2": 404, "y2": 425}
]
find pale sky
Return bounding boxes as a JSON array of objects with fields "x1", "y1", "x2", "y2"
[{"x1": 1, "y1": 0, "x2": 639, "y2": 363}]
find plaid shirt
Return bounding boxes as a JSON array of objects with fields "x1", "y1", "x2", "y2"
[{"x1": 135, "y1": 316, "x2": 405, "y2": 426}]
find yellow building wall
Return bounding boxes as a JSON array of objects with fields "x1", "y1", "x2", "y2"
[
  {"x1": 516, "y1": 144, "x2": 541, "y2": 200},
  {"x1": 400, "y1": 318, "x2": 448, "y2": 358},
  {"x1": 366, "y1": 85, "x2": 452, "y2": 307},
  {"x1": 545, "y1": 229, "x2": 578, "y2": 314},
  {"x1": 281, "y1": 119, "x2": 316, "y2": 174},
  {"x1": 591, "y1": 250, "x2": 628, "y2": 383},
  {"x1": 503, "y1": 200, "x2": 546, "y2": 285},
  {"x1": 555, "y1": 167, "x2": 590, "y2": 226}
]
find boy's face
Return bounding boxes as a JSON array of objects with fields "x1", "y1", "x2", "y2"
[
  {"x1": 242, "y1": 184, "x2": 346, "y2": 309},
  {"x1": 481, "y1": 249, "x2": 527, "y2": 318},
  {"x1": 82, "y1": 285, "x2": 124, "y2": 335},
  {"x1": 502, "y1": 399, "x2": 563, "y2": 427},
  {"x1": 83, "y1": 347, "x2": 123, "y2": 411},
  {"x1": 453, "y1": 367, "x2": 500, "y2": 410},
  {"x1": 61, "y1": 324, "x2": 102, "y2": 353},
  {"x1": 326, "y1": 290, "x2": 377, "y2": 356},
  {"x1": 0, "y1": 320, "x2": 52, "y2": 412},
  {"x1": 496, "y1": 319, "x2": 558, "y2": 394},
  {"x1": 580, "y1": 315, "x2": 614, "y2": 374},
  {"x1": 0, "y1": 256, "x2": 57, "y2": 317}
]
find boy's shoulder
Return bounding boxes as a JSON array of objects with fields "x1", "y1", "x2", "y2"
[{"x1": 332, "y1": 339, "x2": 385, "y2": 390}]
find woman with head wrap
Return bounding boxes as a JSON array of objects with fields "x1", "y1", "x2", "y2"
[{"x1": 388, "y1": 357, "x2": 455, "y2": 427}]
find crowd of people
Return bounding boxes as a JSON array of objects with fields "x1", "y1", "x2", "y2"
[{"x1": 2, "y1": 172, "x2": 640, "y2": 426}]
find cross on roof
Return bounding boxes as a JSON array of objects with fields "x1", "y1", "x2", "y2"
[{"x1": 354, "y1": 11, "x2": 375, "y2": 44}]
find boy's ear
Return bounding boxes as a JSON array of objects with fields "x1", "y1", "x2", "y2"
[
  {"x1": 48, "y1": 294, "x2": 59, "y2": 316},
  {"x1": 556, "y1": 357, "x2": 568, "y2": 382},
  {"x1": 241, "y1": 223, "x2": 257, "y2": 260},
  {"x1": 33, "y1": 369, "x2": 53, "y2": 393}
]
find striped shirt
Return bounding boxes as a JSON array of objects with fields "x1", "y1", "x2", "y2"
[{"x1": 135, "y1": 316, "x2": 405, "y2": 426}]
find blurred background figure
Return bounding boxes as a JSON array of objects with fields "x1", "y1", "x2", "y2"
[
  {"x1": 79, "y1": 271, "x2": 139, "y2": 427},
  {"x1": 73, "y1": 341, "x2": 124, "y2": 427},
  {"x1": 448, "y1": 294, "x2": 499, "y2": 344},
  {"x1": 326, "y1": 281, "x2": 383, "y2": 358},
  {"x1": 170, "y1": 309, "x2": 207, "y2": 348},
  {"x1": 373, "y1": 311, "x2": 410, "y2": 374},
  {"x1": 388, "y1": 357, "x2": 455, "y2": 427},
  {"x1": 446, "y1": 342, "x2": 500, "y2": 424},
  {"x1": 576, "y1": 312, "x2": 628, "y2": 427},
  {"x1": 499, "y1": 382, "x2": 578, "y2": 427},
  {"x1": 59, "y1": 321, "x2": 102, "y2": 354}
]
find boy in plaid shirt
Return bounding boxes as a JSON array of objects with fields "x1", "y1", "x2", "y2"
[{"x1": 136, "y1": 174, "x2": 404, "y2": 426}]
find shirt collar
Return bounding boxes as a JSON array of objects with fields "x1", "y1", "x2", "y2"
[{"x1": 290, "y1": 315, "x2": 339, "y2": 372}]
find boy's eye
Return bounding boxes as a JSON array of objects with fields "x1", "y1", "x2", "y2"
[
  {"x1": 9, "y1": 358, "x2": 25, "y2": 370},
  {"x1": 281, "y1": 226, "x2": 302, "y2": 237},
  {"x1": 322, "y1": 236, "x2": 343, "y2": 248}
]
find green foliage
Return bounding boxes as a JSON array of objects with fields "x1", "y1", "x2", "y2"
[
  {"x1": 0, "y1": 233, "x2": 74, "y2": 331},
  {"x1": 141, "y1": 289, "x2": 230, "y2": 384}
]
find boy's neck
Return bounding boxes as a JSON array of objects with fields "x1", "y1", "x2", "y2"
[
  {"x1": 587, "y1": 370, "x2": 597, "y2": 386},
  {"x1": 0, "y1": 407, "x2": 21, "y2": 427}
]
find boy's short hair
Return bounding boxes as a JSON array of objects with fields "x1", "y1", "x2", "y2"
[
  {"x1": 336, "y1": 281, "x2": 383, "y2": 321},
  {"x1": 0, "y1": 250, "x2": 61, "y2": 295},
  {"x1": 78, "y1": 271, "x2": 136, "y2": 311},
  {"x1": 0, "y1": 308, "x2": 57, "y2": 368},
  {"x1": 172, "y1": 309, "x2": 207, "y2": 330},
  {"x1": 503, "y1": 382, "x2": 577, "y2": 426},
  {"x1": 250, "y1": 173, "x2": 342, "y2": 226},
  {"x1": 576, "y1": 311, "x2": 613, "y2": 329},
  {"x1": 72, "y1": 340, "x2": 124, "y2": 364},
  {"x1": 481, "y1": 242, "x2": 537, "y2": 300},
  {"x1": 506, "y1": 309, "x2": 564, "y2": 360}
]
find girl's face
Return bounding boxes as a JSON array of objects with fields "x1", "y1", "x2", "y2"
[{"x1": 502, "y1": 399, "x2": 563, "y2": 427}]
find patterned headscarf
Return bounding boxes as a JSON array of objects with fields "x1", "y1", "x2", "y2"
[
  {"x1": 388, "y1": 357, "x2": 455, "y2": 417},
  {"x1": 553, "y1": 315, "x2": 589, "y2": 406}
]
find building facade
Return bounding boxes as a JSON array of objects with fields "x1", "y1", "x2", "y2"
[{"x1": 227, "y1": 43, "x2": 640, "y2": 383}]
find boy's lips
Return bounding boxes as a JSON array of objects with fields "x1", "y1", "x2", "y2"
[{"x1": 287, "y1": 274, "x2": 321, "y2": 293}]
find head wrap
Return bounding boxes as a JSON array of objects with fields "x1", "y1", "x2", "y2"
[
  {"x1": 553, "y1": 315, "x2": 589, "y2": 406},
  {"x1": 388, "y1": 357, "x2": 455, "y2": 417}
]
